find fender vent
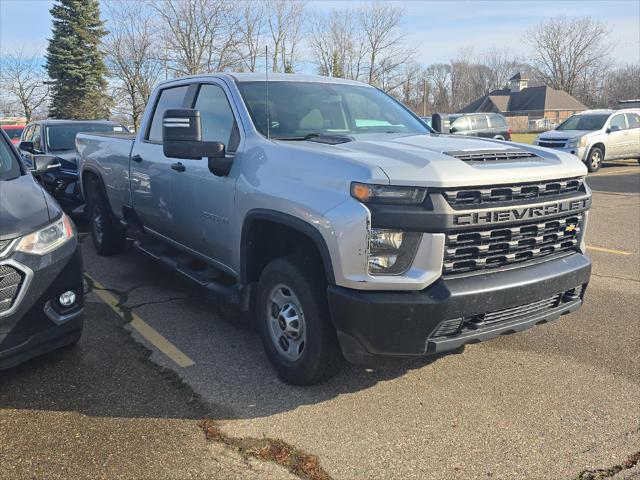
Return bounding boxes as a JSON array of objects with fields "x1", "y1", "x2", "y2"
[{"x1": 445, "y1": 149, "x2": 538, "y2": 162}]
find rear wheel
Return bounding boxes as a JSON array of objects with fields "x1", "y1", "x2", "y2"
[
  {"x1": 87, "y1": 179, "x2": 126, "y2": 256},
  {"x1": 256, "y1": 256, "x2": 343, "y2": 385},
  {"x1": 586, "y1": 146, "x2": 603, "y2": 172}
]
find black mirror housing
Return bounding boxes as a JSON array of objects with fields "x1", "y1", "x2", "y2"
[
  {"x1": 19, "y1": 141, "x2": 35, "y2": 153},
  {"x1": 607, "y1": 125, "x2": 621, "y2": 133},
  {"x1": 162, "y1": 108, "x2": 226, "y2": 161},
  {"x1": 32, "y1": 155, "x2": 61, "y2": 174}
]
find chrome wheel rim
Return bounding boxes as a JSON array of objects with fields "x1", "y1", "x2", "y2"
[
  {"x1": 590, "y1": 150, "x2": 601, "y2": 169},
  {"x1": 266, "y1": 283, "x2": 306, "y2": 362},
  {"x1": 93, "y1": 204, "x2": 104, "y2": 245}
]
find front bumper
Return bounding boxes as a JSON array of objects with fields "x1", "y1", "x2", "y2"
[
  {"x1": 0, "y1": 239, "x2": 84, "y2": 369},
  {"x1": 328, "y1": 253, "x2": 591, "y2": 363},
  {"x1": 537, "y1": 144, "x2": 587, "y2": 161}
]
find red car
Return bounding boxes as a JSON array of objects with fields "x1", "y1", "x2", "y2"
[{"x1": 1, "y1": 124, "x2": 25, "y2": 145}]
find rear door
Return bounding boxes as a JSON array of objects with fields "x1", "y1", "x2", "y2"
[
  {"x1": 470, "y1": 115, "x2": 491, "y2": 138},
  {"x1": 624, "y1": 113, "x2": 640, "y2": 158},
  {"x1": 170, "y1": 81, "x2": 241, "y2": 271},
  {"x1": 130, "y1": 84, "x2": 190, "y2": 237}
]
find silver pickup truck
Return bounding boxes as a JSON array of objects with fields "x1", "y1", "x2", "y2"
[{"x1": 77, "y1": 73, "x2": 592, "y2": 385}]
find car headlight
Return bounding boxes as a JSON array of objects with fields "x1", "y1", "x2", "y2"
[
  {"x1": 16, "y1": 214, "x2": 75, "y2": 255},
  {"x1": 567, "y1": 137, "x2": 587, "y2": 148},
  {"x1": 351, "y1": 182, "x2": 427, "y2": 205},
  {"x1": 368, "y1": 228, "x2": 421, "y2": 275}
]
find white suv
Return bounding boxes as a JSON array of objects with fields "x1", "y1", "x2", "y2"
[{"x1": 534, "y1": 109, "x2": 640, "y2": 172}]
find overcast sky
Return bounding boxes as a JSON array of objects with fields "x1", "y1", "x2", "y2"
[{"x1": 1, "y1": 0, "x2": 638, "y2": 68}]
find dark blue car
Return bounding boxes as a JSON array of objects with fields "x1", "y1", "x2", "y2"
[{"x1": 18, "y1": 120, "x2": 128, "y2": 212}]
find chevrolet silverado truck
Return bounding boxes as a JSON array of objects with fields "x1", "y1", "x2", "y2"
[{"x1": 77, "y1": 74, "x2": 592, "y2": 385}]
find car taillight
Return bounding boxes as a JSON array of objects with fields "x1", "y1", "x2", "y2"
[{"x1": 506, "y1": 128, "x2": 512, "y2": 140}]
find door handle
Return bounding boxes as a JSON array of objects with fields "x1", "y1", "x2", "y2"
[
  {"x1": 132, "y1": 154, "x2": 143, "y2": 163},
  {"x1": 171, "y1": 162, "x2": 186, "y2": 172}
]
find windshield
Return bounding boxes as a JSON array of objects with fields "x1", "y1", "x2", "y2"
[
  {"x1": 0, "y1": 132, "x2": 22, "y2": 180},
  {"x1": 45, "y1": 123, "x2": 126, "y2": 151},
  {"x1": 2, "y1": 127, "x2": 24, "y2": 140},
  {"x1": 557, "y1": 114, "x2": 610, "y2": 131},
  {"x1": 237, "y1": 81, "x2": 430, "y2": 139}
]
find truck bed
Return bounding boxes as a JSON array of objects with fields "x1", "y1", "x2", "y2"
[{"x1": 76, "y1": 132, "x2": 136, "y2": 219}]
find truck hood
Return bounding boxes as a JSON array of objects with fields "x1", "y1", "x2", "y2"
[
  {"x1": 0, "y1": 174, "x2": 58, "y2": 240},
  {"x1": 539, "y1": 130, "x2": 594, "y2": 141},
  {"x1": 282, "y1": 134, "x2": 587, "y2": 187}
]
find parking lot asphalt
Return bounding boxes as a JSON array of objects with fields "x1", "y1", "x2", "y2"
[{"x1": 1, "y1": 163, "x2": 639, "y2": 480}]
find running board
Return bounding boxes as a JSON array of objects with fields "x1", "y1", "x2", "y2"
[{"x1": 134, "y1": 240, "x2": 239, "y2": 304}]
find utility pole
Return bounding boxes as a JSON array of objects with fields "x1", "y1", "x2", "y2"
[{"x1": 422, "y1": 78, "x2": 427, "y2": 117}]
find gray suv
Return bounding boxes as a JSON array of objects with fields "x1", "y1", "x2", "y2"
[{"x1": 535, "y1": 109, "x2": 640, "y2": 172}]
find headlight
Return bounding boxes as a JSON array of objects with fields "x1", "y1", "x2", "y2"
[
  {"x1": 351, "y1": 182, "x2": 427, "y2": 205},
  {"x1": 567, "y1": 137, "x2": 587, "y2": 148},
  {"x1": 16, "y1": 214, "x2": 75, "y2": 255},
  {"x1": 368, "y1": 228, "x2": 421, "y2": 275}
]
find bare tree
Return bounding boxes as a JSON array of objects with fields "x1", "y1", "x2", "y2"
[
  {"x1": 267, "y1": 0, "x2": 305, "y2": 73},
  {"x1": 236, "y1": 1, "x2": 267, "y2": 72},
  {"x1": 0, "y1": 50, "x2": 49, "y2": 122},
  {"x1": 527, "y1": 16, "x2": 611, "y2": 98},
  {"x1": 147, "y1": 0, "x2": 240, "y2": 76},
  {"x1": 104, "y1": 1, "x2": 163, "y2": 129},
  {"x1": 359, "y1": 2, "x2": 413, "y2": 87},
  {"x1": 309, "y1": 9, "x2": 366, "y2": 79}
]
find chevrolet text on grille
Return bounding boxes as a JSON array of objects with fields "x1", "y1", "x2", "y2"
[{"x1": 453, "y1": 199, "x2": 590, "y2": 226}]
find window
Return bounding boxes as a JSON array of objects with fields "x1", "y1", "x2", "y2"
[
  {"x1": 470, "y1": 115, "x2": 489, "y2": 130},
  {"x1": 147, "y1": 85, "x2": 189, "y2": 142},
  {"x1": 21, "y1": 125, "x2": 33, "y2": 143},
  {"x1": 557, "y1": 114, "x2": 609, "y2": 131},
  {"x1": 0, "y1": 133, "x2": 22, "y2": 180},
  {"x1": 625, "y1": 113, "x2": 639, "y2": 129},
  {"x1": 193, "y1": 84, "x2": 239, "y2": 151},
  {"x1": 450, "y1": 116, "x2": 469, "y2": 132},
  {"x1": 45, "y1": 123, "x2": 122, "y2": 151},
  {"x1": 236, "y1": 81, "x2": 428, "y2": 139},
  {"x1": 32, "y1": 125, "x2": 43, "y2": 152},
  {"x1": 489, "y1": 115, "x2": 507, "y2": 127},
  {"x1": 609, "y1": 114, "x2": 626, "y2": 130}
]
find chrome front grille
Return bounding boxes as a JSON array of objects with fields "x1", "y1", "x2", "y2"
[
  {"x1": 444, "y1": 213, "x2": 582, "y2": 275},
  {"x1": 442, "y1": 178, "x2": 584, "y2": 207},
  {"x1": 0, "y1": 265, "x2": 24, "y2": 313},
  {"x1": 445, "y1": 149, "x2": 538, "y2": 162}
]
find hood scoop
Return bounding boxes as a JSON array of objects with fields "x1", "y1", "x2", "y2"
[{"x1": 445, "y1": 149, "x2": 538, "y2": 163}]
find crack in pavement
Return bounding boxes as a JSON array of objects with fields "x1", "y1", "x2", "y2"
[
  {"x1": 592, "y1": 273, "x2": 640, "y2": 284},
  {"x1": 574, "y1": 451, "x2": 640, "y2": 480}
]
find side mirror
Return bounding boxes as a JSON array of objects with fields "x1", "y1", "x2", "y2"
[
  {"x1": 19, "y1": 141, "x2": 35, "y2": 153},
  {"x1": 31, "y1": 155, "x2": 61, "y2": 174},
  {"x1": 607, "y1": 125, "x2": 621, "y2": 133},
  {"x1": 162, "y1": 109, "x2": 231, "y2": 176}
]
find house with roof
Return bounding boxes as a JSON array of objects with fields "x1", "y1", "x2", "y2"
[{"x1": 457, "y1": 73, "x2": 587, "y2": 129}]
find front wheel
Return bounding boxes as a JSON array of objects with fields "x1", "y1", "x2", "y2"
[
  {"x1": 256, "y1": 256, "x2": 343, "y2": 385},
  {"x1": 585, "y1": 146, "x2": 603, "y2": 172}
]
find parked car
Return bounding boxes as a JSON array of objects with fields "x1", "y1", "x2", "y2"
[
  {"x1": 534, "y1": 109, "x2": 640, "y2": 172},
  {"x1": 529, "y1": 118, "x2": 557, "y2": 132},
  {"x1": 77, "y1": 73, "x2": 591, "y2": 385},
  {"x1": 18, "y1": 120, "x2": 128, "y2": 211},
  {"x1": 1, "y1": 124, "x2": 25, "y2": 145},
  {"x1": 445, "y1": 113, "x2": 512, "y2": 140},
  {"x1": 0, "y1": 128, "x2": 83, "y2": 370}
]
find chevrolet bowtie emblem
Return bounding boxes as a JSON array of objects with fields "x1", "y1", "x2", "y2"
[{"x1": 565, "y1": 224, "x2": 577, "y2": 233}]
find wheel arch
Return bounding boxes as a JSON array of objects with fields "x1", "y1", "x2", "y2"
[{"x1": 240, "y1": 209, "x2": 336, "y2": 287}]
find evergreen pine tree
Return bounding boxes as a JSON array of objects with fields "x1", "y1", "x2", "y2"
[{"x1": 45, "y1": 0, "x2": 111, "y2": 119}]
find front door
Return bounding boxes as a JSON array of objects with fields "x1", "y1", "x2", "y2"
[
  {"x1": 170, "y1": 82, "x2": 241, "y2": 272},
  {"x1": 130, "y1": 84, "x2": 190, "y2": 237},
  {"x1": 605, "y1": 114, "x2": 627, "y2": 159}
]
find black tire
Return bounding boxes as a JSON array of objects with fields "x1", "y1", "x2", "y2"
[
  {"x1": 86, "y1": 179, "x2": 127, "y2": 256},
  {"x1": 256, "y1": 256, "x2": 343, "y2": 385},
  {"x1": 585, "y1": 146, "x2": 603, "y2": 172}
]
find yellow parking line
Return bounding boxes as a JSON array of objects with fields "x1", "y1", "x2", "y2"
[
  {"x1": 87, "y1": 275, "x2": 195, "y2": 368},
  {"x1": 586, "y1": 245, "x2": 633, "y2": 256}
]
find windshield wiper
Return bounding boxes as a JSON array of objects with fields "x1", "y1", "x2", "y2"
[{"x1": 275, "y1": 133, "x2": 354, "y2": 144}]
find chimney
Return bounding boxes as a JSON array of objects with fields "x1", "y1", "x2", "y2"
[{"x1": 509, "y1": 73, "x2": 529, "y2": 93}]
